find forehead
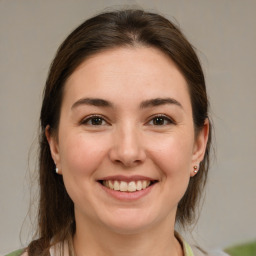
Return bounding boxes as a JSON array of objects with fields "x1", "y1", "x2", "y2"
[{"x1": 63, "y1": 46, "x2": 191, "y2": 110}]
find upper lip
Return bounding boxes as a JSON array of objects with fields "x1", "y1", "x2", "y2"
[{"x1": 98, "y1": 175, "x2": 157, "y2": 182}]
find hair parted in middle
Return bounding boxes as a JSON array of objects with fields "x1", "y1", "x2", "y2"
[{"x1": 29, "y1": 8, "x2": 211, "y2": 256}]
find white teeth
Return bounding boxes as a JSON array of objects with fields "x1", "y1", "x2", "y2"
[
  {"x1": 114, "y1": 181, "x2": 120, "y2": 190},
  {"x1": 128, "y1": 181, "x2": 136, "y2": 192},
  {"x1": 120, "y1": 181, "x2": 128, "y2": 191},
  {"x1": 142, "y1": 180, "x2": 148, "y2": 189},
  {"x1": 136, "y1": 181, "x2": 142, "y2": 191},
  {"x1": 109, "y1": 180, "x2": 114, "y2": 189},
  {"x1": 103, "y1": 180, "x2": 151, "y2": 192}
]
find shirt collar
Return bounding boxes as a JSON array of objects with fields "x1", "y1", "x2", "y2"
[
  {"x1": 50, "y1": 233, "x2": 194, "y2": 256},
  {"x1": 175, "y1": 231, "x2": 195, "y2": 256}
]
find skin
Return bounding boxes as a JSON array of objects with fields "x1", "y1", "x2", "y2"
[{"x1": 47, "y1": 46, "x2": 209, "y2": 256}]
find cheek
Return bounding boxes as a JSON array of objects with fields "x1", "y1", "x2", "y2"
[
  {"x1": 145, "y1": 133, "x2": 193, "y2": 192},
  {"x1": 58, "y1": 133, "x2": 110, "y2": 208},
  {"x1": 146, "y1": 132, "x2": 194, "y2": 179},
  {"x1": 59, "y1": 132, "x2": 108, "y2": 177},
  {"x1": 144, "y1": 134, "x2": 194, "y2": 215}
]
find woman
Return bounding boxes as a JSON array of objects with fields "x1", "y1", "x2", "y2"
[{"x1": 7, "y1": 9, "x2": 228, "y2": 256}]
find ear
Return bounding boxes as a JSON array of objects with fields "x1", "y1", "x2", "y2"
[
  {"x1": 190, "y1": 119, "x2": 209, "y2": 177},
  {"x1": 45, "y1": 125, "x2": 62, "y2": 174}
]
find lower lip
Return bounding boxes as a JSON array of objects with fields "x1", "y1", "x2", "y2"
[{"x1": 99, "y1": 182, "x2": 155, "y2": 201}]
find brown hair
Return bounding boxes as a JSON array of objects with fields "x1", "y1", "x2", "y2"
[{"x1": 27, "y1": 9, "x2": 211, "y2": 255}]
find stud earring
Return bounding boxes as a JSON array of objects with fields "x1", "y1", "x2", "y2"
[
  {"x1": 56, "y1": 167, "x2": 59, "y2": 174},
  {"x1": 193, "y1": 165, "x2": 198, "y2": 173}
]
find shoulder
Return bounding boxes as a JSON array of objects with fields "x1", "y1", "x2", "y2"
[
  {"x1": 175, "y1": 232, "x2": 229, "y2": 256},
  {"x1": 4, "y1": 249, "x2": 26, "y2": 256}
]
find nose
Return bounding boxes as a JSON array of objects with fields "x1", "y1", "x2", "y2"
[{"x1": 109, "y1": 125, "x2": 146, "y2": 168}]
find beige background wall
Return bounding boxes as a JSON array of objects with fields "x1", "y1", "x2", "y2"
[{"x1": 1, "y1": 0, "x2": 256, "y2": 254}]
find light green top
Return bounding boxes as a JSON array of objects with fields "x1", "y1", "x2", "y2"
[
  {"x1": 5, "y1": 245, "x2": 195, "y2": 256},
  {"x1": 5, "y1": 235, "x2": 196, "y2": 256},
  {"x1": 5, "y1": 243, "x2": 195, "y2": 256},
  {"x1": 184, "y1": 240, "x2": 195, "y2": 256}
]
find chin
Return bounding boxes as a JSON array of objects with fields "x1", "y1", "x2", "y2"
[
  {"x1": 99, "y1": 209, "x2": 159, "y2": 235},
  {"x1": 105, "y1": 221, "x2": 152, "y2": 235}
]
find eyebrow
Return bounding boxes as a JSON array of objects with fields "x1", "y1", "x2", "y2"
[
  {"x1": 71, "y1": 98, "x2": 113, "y2": 109},
  {"x1": 71, "y1": 97, "x2": 183, "y2": 110},
  {"x1": 140, "y1": 98, "x2": 183, "y2": 109}
]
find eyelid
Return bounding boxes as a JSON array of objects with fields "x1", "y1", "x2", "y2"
[
  {"x1": 80, "y1": 114, "x2": 110, "y2": 126},
  {"x1": 146, "y1": 114, "x2": 176, "y2": 125}
]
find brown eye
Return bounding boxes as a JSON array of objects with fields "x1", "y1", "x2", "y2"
[
  {"x1": 82, "y1": 116, "x2": 108, "y2": 126},
  {"x1": 148, "y1": 115, "x2": 173, "y2": 126},
  {"x1": 153, "y1": 117, "x2": 165, "y2": 125},
  {"x1": 90, "y1": 117, "x2": 104, "y2": 125}
]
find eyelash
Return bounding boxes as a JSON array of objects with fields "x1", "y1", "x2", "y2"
[
  {"x1": 146, "y1": 114, "x2": 175, "y2": 126},
  {"x1": 81, "y1": 114, "x2": 175, "y2": 127},
  {"x1": 80, "y1": 115, "x2": 109, "y2": 126}
]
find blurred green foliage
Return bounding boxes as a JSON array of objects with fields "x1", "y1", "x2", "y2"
[{"x1": 225, "y1": 241, "x2": 256, "y2": 256}]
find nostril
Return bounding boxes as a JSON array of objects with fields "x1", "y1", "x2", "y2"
[
  {"x1": 112, "y1": 157, "x2": 143, "y2": 168},
  {"x1": 108, "y1": 138, "x2": 146, "y2": 167}
]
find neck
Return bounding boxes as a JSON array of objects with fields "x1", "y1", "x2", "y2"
[{"x1": 73, "y1": 215, "x2": 183, "y2": 256}]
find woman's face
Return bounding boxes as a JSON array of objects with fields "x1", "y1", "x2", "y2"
[{"x1": 48, "y1": 46, "x2": 208, "y2": 234}]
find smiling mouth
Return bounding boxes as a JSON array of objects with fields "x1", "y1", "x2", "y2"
[{"x1": 99, "y1": 180, "x2": 157, "y2": 192}]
